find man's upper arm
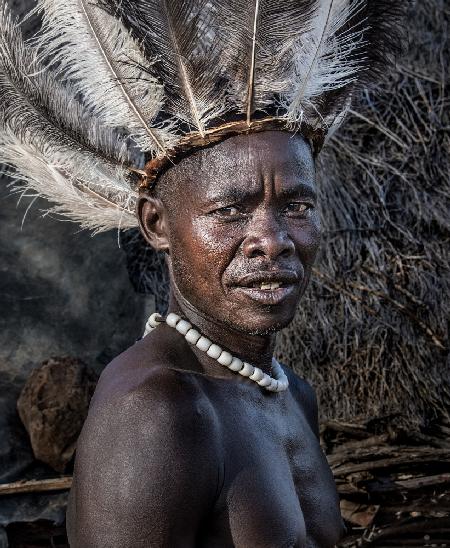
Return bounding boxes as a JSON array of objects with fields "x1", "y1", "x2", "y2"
[{"x1": 67, "y1": 369, "x2": 219, "y2": 548}]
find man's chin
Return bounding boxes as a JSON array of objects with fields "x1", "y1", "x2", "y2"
[{"x1": 224, "y1": 310, "x2": 296, "y2": 336}]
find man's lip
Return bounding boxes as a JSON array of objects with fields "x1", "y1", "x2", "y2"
[
  {"x1": 230, "y1": 285, "x2": 297, "y2": 305},
  {"x1": 228, "y1": 270, "x2": 300, "y2": 305},
  {"x1": 232, "y1": 270, "x2": 299, "y2": 288}
]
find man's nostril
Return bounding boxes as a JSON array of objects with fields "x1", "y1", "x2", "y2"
[
  {"x1": 249, "y1": 248, "x2": 266, "y2": 259},
  {"x1": 281, "y1": 247, "x2": 294, "y2": 258}
]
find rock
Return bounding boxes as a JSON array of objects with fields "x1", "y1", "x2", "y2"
[{"x1": 17, "y1": 357, "x2": 97, "y2": 472}]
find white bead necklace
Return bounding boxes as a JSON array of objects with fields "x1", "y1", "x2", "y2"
[{"x1": 144, "y1": 312, "x2": 289, "y2": 393}]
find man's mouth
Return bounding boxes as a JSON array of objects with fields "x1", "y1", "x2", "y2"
[
  {"x1": 244, "y1": 280, "x2": 287, "y2": 290},
  {"x1": 229, "y1": 271, "x2": 300, "y2": 305}
]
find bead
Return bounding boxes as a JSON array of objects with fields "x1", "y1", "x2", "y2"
[
  {"x1": 271, "y1": 361, "x2": 282, "y2": 379},
  {"x1": 196, "y1": 336, "x2": 212, "y2": 352},
  {"x1": 185, "y1": 328, "x2": 201, "y2": 345},
  {"x1": 217, "y1": 351, "x2": 233, "y2": 366},
  {"x1": 206, "y1": 344, "x2": 222, "y2": 359},
  {"x1": 257, "y1": 374, "x2": 272, "y2": 387},
  {"x1": 249, "y1": 367, "x2": 264, "y2": 382},
  {"x1": 228, "y1": 357, "x2": 244, "y2": 371},
  {"x1": 175, "y1": 319, "x2": 192, "y2": 335},
  {"x1": 148, "y1": 313, "x2": 163, "y2": 328},
  {"x1": 268, "y1": 379, "x2": 279, "y2": 392},
  {"x1": 239, "y1": 362, "x2": 254, "y2": 377},
  {"x1": 278, "y1": 381, "x2": 289, "y2": 392},
  {"x1": 160, "y1": 313, "x2": 287, "y2": 393},
  {"x1": 166, "y1": 313, "x2": 181, "y2": 328},
  {"x1": 278, "y1": 374, "x2": 287, "y2": 385}
]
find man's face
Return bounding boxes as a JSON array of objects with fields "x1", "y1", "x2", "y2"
[{"x1": 158, "y1": 131, "x2": 320, "y2": 335}]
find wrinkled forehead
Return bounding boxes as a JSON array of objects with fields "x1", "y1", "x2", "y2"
[{"x1": 158, "y1": 131, "x2": 315, "y2": 201}]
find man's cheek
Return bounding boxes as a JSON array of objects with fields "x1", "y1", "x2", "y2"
[
  {"x1": 170, "y1": 232, "x2": 227, "y2": 294},
  {"x1": 191, "y1": 222, "x2": 239, "y2": 256},
  {"x1": 293, "y1": 224, "x2": 321, "y2": 262}
]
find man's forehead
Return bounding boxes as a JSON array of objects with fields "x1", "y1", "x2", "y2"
[
  {"x1": 186, "y1": 132, "x2": 315, "y2": 196},
  {"x1": 198, "y1": 131, "x2": 312, "y2": 169},
  {"x1": 158, "y1": 131, "x2": 316, "y2": 206}
]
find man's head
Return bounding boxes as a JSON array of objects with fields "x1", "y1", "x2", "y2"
[{"x1": 137, "y1": 131, "x2": 320, "y2": 335}]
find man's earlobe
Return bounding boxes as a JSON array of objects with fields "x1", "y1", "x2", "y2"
[{"x1": 136, "y1": 194, "x2": 170, "y2": 252}]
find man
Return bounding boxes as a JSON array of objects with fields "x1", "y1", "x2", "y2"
[
  {"x1": 0, "y1": 0, "x2": 404, "y2": 545},
  {"x1": 67, "y1": 131, "x2": 344, "y2": 546}
]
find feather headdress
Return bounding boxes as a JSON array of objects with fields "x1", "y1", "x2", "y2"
[{"x1": 0, "y1": 0, "x2": 405, "y2": 232}]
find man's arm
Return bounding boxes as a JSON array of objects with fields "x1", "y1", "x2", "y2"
[{"x1": 67, "y1": 368, "x2": 220, "y2": 548}]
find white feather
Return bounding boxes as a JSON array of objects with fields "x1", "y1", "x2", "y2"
[
  {"x1": 35, "y1": 0, "x2": 177, "y2": 155},
  {"x1": 286, "y1": 0, "x2": 367, "y2": 127},
  {"x1": 2, "y1": 132, "x2": 138, "y2": 233}
]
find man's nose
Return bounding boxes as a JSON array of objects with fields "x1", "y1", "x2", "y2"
[{"x1": 242, "y1": 215, "x2": 295, "y2": 260}]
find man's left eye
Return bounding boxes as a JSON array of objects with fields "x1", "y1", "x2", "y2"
[{"x1": 285, "y1": 202, "x2": 313, "y2": 215}]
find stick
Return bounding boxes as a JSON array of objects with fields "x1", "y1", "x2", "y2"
[{"x1": 0, "y1": 477, "x2": 73, "y2": 496}]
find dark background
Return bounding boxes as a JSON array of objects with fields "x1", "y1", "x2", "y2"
[{"x1": 0, "y1": 184, "x2": 152, "y2": 541}]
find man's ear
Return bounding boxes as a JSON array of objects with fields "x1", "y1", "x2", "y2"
[{"x1": 136, "y1": 193, "x2": 170, "y2": 252}]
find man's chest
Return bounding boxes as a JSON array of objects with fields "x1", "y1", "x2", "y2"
[{"x1": 203, "y1": 392, "x2": 343, "y2": 547}]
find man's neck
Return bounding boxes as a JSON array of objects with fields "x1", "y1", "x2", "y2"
[{"x1": 167, "y1": 287, "x2": 276, "y2": 376}]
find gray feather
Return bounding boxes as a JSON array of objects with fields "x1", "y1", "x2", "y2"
[
  {"x1": 35, "y1": 0, "x2": 176, "y2": 155},
  {"x1": 213, "y1": 0, "x2": 317, "y2": 123},
  {"x1": 109, "y1": 0, "x2": 230, "y2": 136},
  {"x1": 0, "y1": 0, "x2": 405, "y2": 232},
  {"x1": 0, "y1": 0, "x2": 138, "y2": 232}
]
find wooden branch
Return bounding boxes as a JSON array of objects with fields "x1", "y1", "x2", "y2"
[
  {"x1": 393, "y1": 473, "x2": 450, "y2": 491},
  {"x1": 370, "y1": 518, "x2": 450, "y2": 539},
  {"x1": 330, "y1": 434, "x2": 390, "y2": 454},
  {"x1": 321, "y1": 419, "x2": 370, "y2": 438},
  {"x1": 0, "y1": 477, "x2": 72, "y2": 496},
  {"x1": 328, "y1": 440, "x2": 405, "y2": 467},
  {"x1": 332, "y1": 448, "x2": 450, "y2": 476}
]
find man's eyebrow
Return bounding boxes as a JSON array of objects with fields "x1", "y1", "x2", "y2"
[
  {"x1": 280, "y1": 183, "x2": 317, "y2": 200},
  {"x1": 205, "y1": 187, "x2": 256, "y2": 204},
  {"x1": 204, "y1": 182, "x2": 317, "y2": 204}
]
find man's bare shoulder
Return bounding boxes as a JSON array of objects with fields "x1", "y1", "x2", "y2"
[
  {"x1": 86, "y1": 334, "x2": 219, "y2": 444},
  {"x1": 68, "y1": 335, "x2": 220, "y2": 547}
]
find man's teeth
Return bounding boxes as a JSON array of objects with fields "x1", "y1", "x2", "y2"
[{"x1": 259, "y1": 282, "x2": 281, "y2": 290}]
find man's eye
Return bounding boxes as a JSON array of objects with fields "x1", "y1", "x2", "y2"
[
  {"x1": 215, "y1": 206, "x2": 240, "y2": 217},
  {"x1": 285, "y1": 202, "x2": 313, "y2": 215}
]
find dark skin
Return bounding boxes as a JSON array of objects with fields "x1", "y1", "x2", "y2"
[{"x1": 67, "y1": 132, "x2": 344, "y2": 547}]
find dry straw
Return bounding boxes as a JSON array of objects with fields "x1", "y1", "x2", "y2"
[{"x1": 275, "y1": 0, "x2": 449, "y2": 428}]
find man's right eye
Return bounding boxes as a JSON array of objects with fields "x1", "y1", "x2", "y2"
[{"x1": 214, "y1": 206, "x2": 240, "y2": 217}]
